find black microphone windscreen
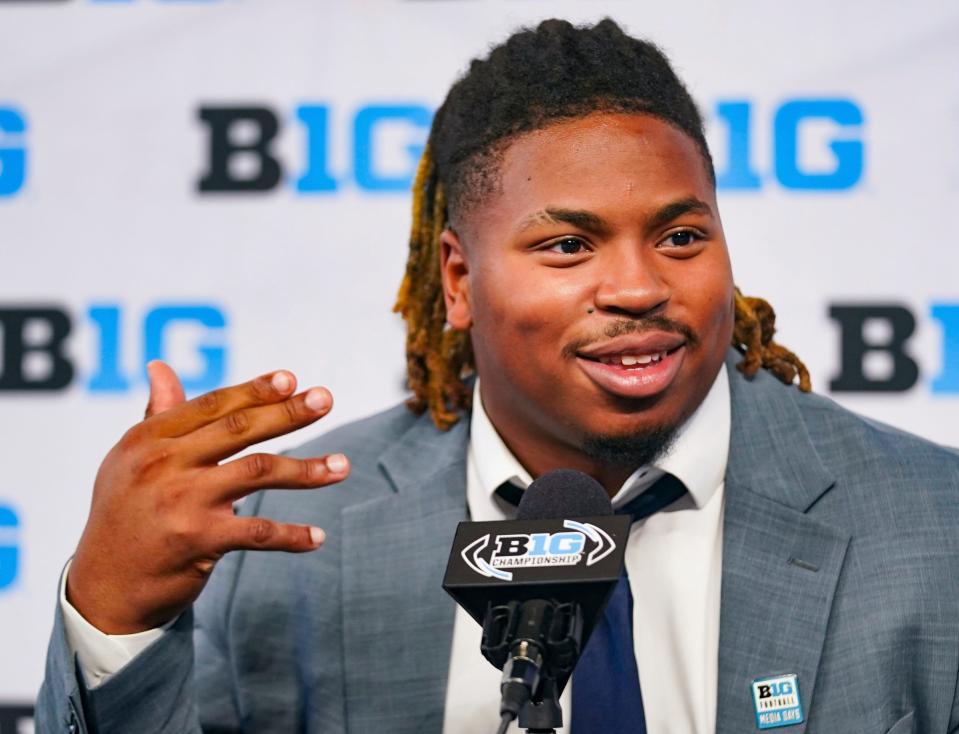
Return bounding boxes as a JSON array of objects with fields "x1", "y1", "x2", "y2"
[{"x1": 516, "y1": 469, "x2": 613, "y2": 521}]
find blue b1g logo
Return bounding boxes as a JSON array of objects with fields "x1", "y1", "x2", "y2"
[
  {"x1": 715, "y1": 99, "x2": 863, "y2": 191},
  {"x1": 495, "y1": 531, "x2": 586, "y2": 560},
  {"x1": 0, "y1": 107, "x2": 27, "y2": 198},
  {"x1": 752, "y1": 674, "x2": 803, "y2": 730},
  {"x1": 0, "y1": 504, "x2": 20, "y2": 591}
]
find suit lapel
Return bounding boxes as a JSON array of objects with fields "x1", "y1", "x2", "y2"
[
  {"x1": 717, "y1": 355, "x2": 850, "y2": 733},
  {"x1": 340, "y1": 411, "x2": 469, "y2": 734}
]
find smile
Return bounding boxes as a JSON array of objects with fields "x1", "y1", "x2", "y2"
[{"x1": 574, "y1": 336, "x2": 687, "y2": 399}]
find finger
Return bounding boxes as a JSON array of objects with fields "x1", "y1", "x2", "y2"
[
  {"x1": 214, "y1": 517, "x2": 326, "y2": 554},
  {"x1": 204, "y1": 452, "x2": 350, "y2": 503},
  {"x1": 144, "y1": 361, "x2": 187, "y2": 418},
  {"x1": 183, "y1": 387, "x2": 333, "y2": 463},
  {"x1": 144, "y1": 369, "x2": 298, "y2": 438}
]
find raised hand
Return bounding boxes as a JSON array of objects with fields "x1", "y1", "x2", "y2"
[{"x1": 66, "y1": 361, "x2": 350, "y2": 634}]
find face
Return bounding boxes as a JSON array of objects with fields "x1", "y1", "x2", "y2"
[{"x1": 440, "y1": 112, "x2": 735, "y2": 486}]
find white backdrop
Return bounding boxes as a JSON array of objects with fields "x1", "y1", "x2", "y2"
[{"x1": 1, "y1": 0, "x2": 958, "y2": 720}]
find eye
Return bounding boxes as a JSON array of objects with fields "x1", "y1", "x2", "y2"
[
  {"x1": 659, "y1": 228, "x2": 704, "y2": 248},
  {"x1": 546, "y1": 237, "x2": 589, "y2": 255}
]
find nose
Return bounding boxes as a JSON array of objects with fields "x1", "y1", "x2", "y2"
[{"x1": 592, "y1": 243, "x2": 670, "y2": 317}]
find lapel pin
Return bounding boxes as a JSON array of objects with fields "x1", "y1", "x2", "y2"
[{"x1": 751, "y1": 673, "x2": 804, "y2": 729}]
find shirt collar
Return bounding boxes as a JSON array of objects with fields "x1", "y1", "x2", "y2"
[
  {"x1": 469, "y1": 380, "x2": 534, "y2": 496},
  {"x1": 469, "y1": 363, "x2": 731, "y2": 511}
]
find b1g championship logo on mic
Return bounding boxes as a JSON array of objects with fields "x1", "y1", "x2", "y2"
[
  {"x1": 444, "y1": 512, "x2": 631, "y2": 601},
  {"x1": 461, "y1": 521, "x2": 617, "y2": 581}
]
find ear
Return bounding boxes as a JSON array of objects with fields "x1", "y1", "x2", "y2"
[{"x1": 440, "y1": 227, "x2": 473, "y2": 330}]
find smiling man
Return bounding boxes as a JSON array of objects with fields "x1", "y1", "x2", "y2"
[
  {"x1": 39, "y1": 18, "x2": 959, "y2": 734},
  {"x1": 437, "y1": 112, "x2": 734, "y2": 493}
]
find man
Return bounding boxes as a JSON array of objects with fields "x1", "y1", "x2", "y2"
[{"x1": 39, "y1": 18, "x2": 959, "y2": 734}]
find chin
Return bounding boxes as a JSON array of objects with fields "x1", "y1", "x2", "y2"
[{"x1": 579, "y1": 422, "x2": 681, "y2": 470}]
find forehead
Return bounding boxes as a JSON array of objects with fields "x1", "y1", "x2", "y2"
[{"x1": 457, "y1": 112, "x2": 715, "y2": 237}]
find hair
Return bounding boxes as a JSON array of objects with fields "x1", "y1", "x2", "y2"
[{"x1": 394, "y1": 18, "x2": 810, "y2": 431}]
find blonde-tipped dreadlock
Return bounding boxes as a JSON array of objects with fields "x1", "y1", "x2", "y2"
[
  {"x1": 732, "y1": 288, "x2": 811, "y2": 392},
  {"x1": 394, "y1": 145, "x2": 473, "y2": 431},
  {"x1": 394, "y1": 18, "x2": 811, "y2": 431}
]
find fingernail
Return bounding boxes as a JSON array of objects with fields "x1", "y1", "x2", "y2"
[
  {"x1": 305, "y1": 388, "x2": 331, "y2": 413},
  {"x1": 309, "y1": 527, "x2": 325, "y2": 546},
  {"x1": 325, "y1": 453, "x2": 348, "y2": 473},
  {"x1": 272, "y1": 372, "x2": 293, "y2": 393}
]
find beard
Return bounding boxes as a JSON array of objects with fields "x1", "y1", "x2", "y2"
[{"x1": 580, "y1": 422, "x2": 680, "y2": 471}]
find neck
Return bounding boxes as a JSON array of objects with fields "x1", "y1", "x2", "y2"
[
  {"x1": 513, "y1": 439, "x2": 639, "y2": 497},
  {"x1": 479, "y1": 389, "x2": 646, "y2": 498}
]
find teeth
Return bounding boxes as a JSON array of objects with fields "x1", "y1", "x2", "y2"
[{"x1": 598, "y1": 351, "x2": 668, "y2": 366}]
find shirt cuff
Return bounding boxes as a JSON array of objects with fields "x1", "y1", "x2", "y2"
[{"x1": 59, "y1": 558, "x2": 177, "y2": 689}]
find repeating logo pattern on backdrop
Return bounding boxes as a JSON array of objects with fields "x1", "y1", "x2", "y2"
[
  {"x1": 195, "y1": 98, "x2": 864, "y2": 196},
  {"x1": 0, "y1": 98, "x2": 865, "y2": 200}
]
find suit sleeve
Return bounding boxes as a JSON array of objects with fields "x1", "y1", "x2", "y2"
[
  {"x1": 35, "y1": 596, "x2": 203, "y2": 733},
  {"x1": 34, "y1": 494, "x2": 265, "y2": 733}
]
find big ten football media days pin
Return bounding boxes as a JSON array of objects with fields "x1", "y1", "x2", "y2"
[{"x1": 751, "y1": 673, "x2": 804, "y2": 730}]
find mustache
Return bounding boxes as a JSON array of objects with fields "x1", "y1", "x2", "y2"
[{"x1": 561, "y1": 316, "x2": 699, "y2": 359}]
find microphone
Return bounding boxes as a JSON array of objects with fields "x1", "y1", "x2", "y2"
[{"x1": 443, "y1": 469, "x2": 630, "y2": 733}]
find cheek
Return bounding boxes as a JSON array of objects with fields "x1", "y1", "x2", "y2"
[
  {"x1": 680, "y1": 256, "x2": 734, "y2": 334},
  {"x1": 674, "y1": 248, "x2": 734, "y2": 318},
  {"x1": 470, "y1": 262, "x2": 582, "y2": 349}
]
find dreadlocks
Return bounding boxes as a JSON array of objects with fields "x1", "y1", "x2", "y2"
[{"x1": 395, "y1": 18, "x2": 810, "y2": 431}]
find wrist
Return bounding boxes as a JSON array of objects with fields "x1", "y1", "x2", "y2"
[{"x1": 66, "y1": 552, "x2": 150, "y2": 635}]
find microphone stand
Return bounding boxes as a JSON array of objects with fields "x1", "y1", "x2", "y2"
[
  {"x1": 517, "y1": 676, "x2": 562, "y2": 733},
  {"x1": 484, "y1": 599, "x2": 582, "y2": 734}
]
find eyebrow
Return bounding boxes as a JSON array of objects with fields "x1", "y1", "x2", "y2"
[
  {"x1": 516, "y1": 197, "x2": 714, "y2": 237},
  {"x1": 516, "y1": 208, "x2": 612, "y2": 236},
  {"x1": 645, "y1": 197, "x2": 714, "y2": 232}
]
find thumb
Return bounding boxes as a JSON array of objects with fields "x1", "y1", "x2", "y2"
[{"x1": 145, "y1": 360, "x2": 186, "y2": 418}]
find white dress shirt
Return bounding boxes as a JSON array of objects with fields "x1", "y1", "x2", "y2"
[
  {"x1": 62, "y1": 366, "x2": 730, "y2": 734},
  {"x1": 442, "y1": 367, "x2": 730, "y2": 734}
]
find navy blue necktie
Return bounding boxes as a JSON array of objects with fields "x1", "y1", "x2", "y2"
[{"x1": 569, "y1": 472, "x2": 687, "y2": 734}]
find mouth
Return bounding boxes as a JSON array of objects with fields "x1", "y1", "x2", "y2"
[
  {"x1": 589, "y1": 349, "x2": 676, "y2": 367},
  {"x1": 574, "y1": 338, "x2": 687, "y2": 399}
]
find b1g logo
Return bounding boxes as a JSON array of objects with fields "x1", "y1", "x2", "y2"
[
  {"x1": 462, "y1": 520, "x2": 615, "y2": 581},
  {"x1": 0, "y1": 503, "x2": 20, "y2": 591},
  {"x1": 829, "y1": 302, "x2": 959, "y2": 394},
  {"x1": 0, "y1": 303, "x2": 228, "y2": 394},
  {"x1": 751, "y1": 674, "x2": 803, "y2": 730},
  {"x1": 713, "y1": 99, "x2": 863, "y2": 191},
  {"x1": 197, "y1": 103, "x2": 432, "y2": 194},
  {"x1": 0, "y1": 107, "x2": 26, "y2": 198}
]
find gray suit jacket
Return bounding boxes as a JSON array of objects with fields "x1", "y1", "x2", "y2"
[{"x1": 38, "y1": 351, "x2": 959, "y2": 733}]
